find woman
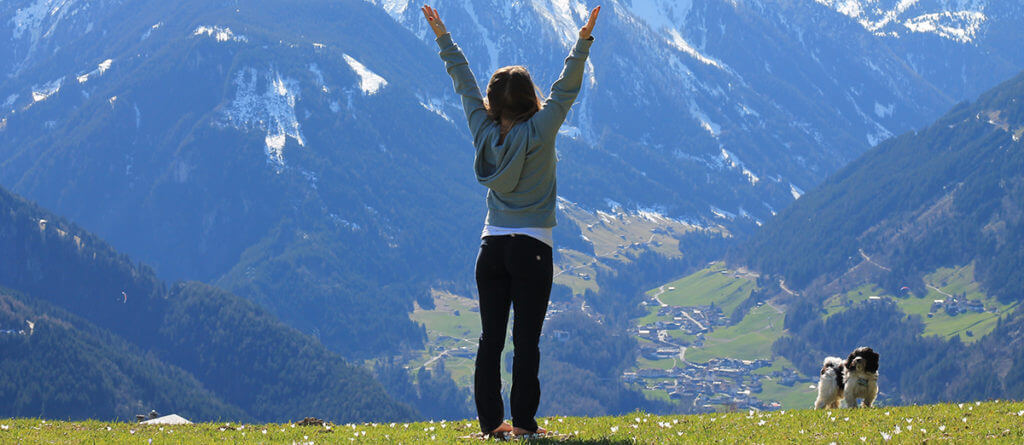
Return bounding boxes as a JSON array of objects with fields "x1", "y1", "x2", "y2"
[{"x1": 421, "y1": 4, "x2": 600, "y2": 438}]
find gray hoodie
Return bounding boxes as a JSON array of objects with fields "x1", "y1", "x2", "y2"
[{"x1": 436, "y1": 33, "x2": 593, "y2": 228}]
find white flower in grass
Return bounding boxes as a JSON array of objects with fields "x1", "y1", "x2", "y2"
[
  {"x1": 558, "y1": 418, "x2": 564, "y2": 423},
  {"x1": 976, "y1": 401, "x2": 981, "y2": 406},
  {"x1": 757, "y1": 420, "x2": 766, "y2": 426},
  {"x1": 106, "y1": 426, "x2": 112, "y2": 431},
  {"x1": 262, "y1": 429, "x2": 268, "y2": 434},
  {"x1": 799, "y1": 429, "x2": 805, "y2": 434},
  {"x1": 958, "y1": 403, "x2": 964, "y2": 408},
  {"x1": 939, "y1": 425, "x2": 946, "y2": 432},
  {"x1": 0, "y1": 425, "x2": 8, "y2": 430},
  {"x1": 430, "y1": 435, "x2": 436, "y2": 440},
  {"x1": 610, "y1": 426, "x2": 619, "y2": 433},
  {"x1": 894, "y1": 425, "x2": 901, "y2": 434},
  {"x1": 392, "y1": 423, "x2": 398, "y2": 428},
  {"x1": 962, "y1": 417, "x2": 968, "y2": 423},
  {"x1": 880, "y1": 432, "x2": 891, "y2": 441},
  {"x1": 672, "y1": 419, "x2": 678, "y2": 424},
  {"x1": 860, "y1": 437, "x2": 867, "y2": 442},
  {"x1": 920, "y1": 428, "x2": 927, "y2": 433},
  {"x1": 885, "y1": 411, "x2": 890, "y2": 416},
  {"x1": 129, "y1": 430, "x2": 136, "y2": 435}
]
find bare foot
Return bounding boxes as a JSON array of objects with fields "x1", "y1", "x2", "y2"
[
  {"x1": 489, "y1": 422, "x2": 512, "y2": 436},
  {"x1": 512, "y1": 426, "x2": 547, "y2": 436}
]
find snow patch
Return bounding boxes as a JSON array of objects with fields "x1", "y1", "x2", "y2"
[
  {"x1": 308, "y1": 63, "x2": 329, "y2": 93},
  {"x1": 710, "y1": 206, "x2": 736, "y2": 220},
  {"x1": 220, "y1": 68, "x2": 305, "y2": 169},
  {"x1": 622, "y1": 0, "x2": 693, "y2": 34},
  {"x1": 141, "y1": 22, "x2": 163, "y2": 41},
  {"x1": 666, "y1": 28, "x2": 730, "y2": 73},
  {"x1": 689, "y1": 101, "x2": 721, "y2": 137},
  {"x1": 32, "y1": 77, "x2": 63, "y2": 102},
  {"x1": 903, "y1": 11, "x2": 987, "y2": 43},
  {"x1": 874, "y1": 101, "x2": 894, "y2": 118},
  {"x1": 76, "y1": 59, "x2": 113, "y2": 84},
  {"x1": 790, "y1": 183, "x2": 804, "y2": 200},
  {"x1": 373, "y1": 0, "x2": 411, "y2": 16},
  {"x1": 193, "y1": 25, "x2": 248, "y2": 43},
  {"x1": 531, "y1": 0, "x2": 589, "y2": 44},
  {"x1": 416, "y1": 94, "x2": 452, "y2": 122},
  {"x1": 12, "y1": 0, "x2": 78, "y2": 43},
  {"x1": 342, "y1": 54, "x2": 388, "y2": 95},
  {"x1": 814, "y1": 0, "x2": 988, "y2": 43},
  {"x1": 559, "y1": 125, "x2": 581, "y2": 139}
]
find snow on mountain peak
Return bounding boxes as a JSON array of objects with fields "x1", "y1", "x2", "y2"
[
  {"x1": 342, "y1": 54, "x2": 388, "y2": 95},
  {"x1": 530, "y1": 0, "x2": 590, "y2": 44},
  {"x1": 219, "y1": 68, "x2": 305, "y2": 169},
  {"x1": 812, "y1": 0, "x2": 988, "y2": 43},
  {"x1": 192, "y1": 26, "x2": 248, "y2": 43}
]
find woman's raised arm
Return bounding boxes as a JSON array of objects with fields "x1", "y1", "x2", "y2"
[
  {"x1": 423, "y1": 5, "x2": 491, "y2": 142},
  {"x1": 532, "y1": 6, "x2": 600, "y2": 138}
]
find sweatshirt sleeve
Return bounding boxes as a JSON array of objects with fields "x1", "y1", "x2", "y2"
[
  {"x1": 532, "y1": 36, "x2": 593, "y2": 138},
  {"x1": 436, "y1": 33, "x2": 490, "y2": 140}
]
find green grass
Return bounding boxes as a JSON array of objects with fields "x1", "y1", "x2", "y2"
[
  {"x1": 757, "y1": 379, "x2": 818, "y2": 410},
  {"x1": 824, "y1": 284, "x2": 884, "y2": 317},
  {"x1": 4, "y1": 401, "x2": 1024, "y2": 443},
  {"x1": 648, "y1": 262, "x2": 757, "y2": 317},
  {"x1": 685, "y1": 305, "x2": 785, "y2": 363},
  {"x1": 635, "y1": 305, "x2": 672, "y2": 326},
  {"x1": 822, "y1": 266, "x2": 1018, "y2": 344}
]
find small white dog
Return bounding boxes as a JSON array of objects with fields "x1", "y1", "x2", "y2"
[
  {"x1": 813, "y1": 346, "x2": 879, "y2": 409},
  {"x1": 814, "y1": 356, "x2": 846, "y2": 409}
]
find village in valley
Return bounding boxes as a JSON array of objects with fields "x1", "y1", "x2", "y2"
[{"x1": 624, "y1": 283, "x2": 799, "y2": 412}]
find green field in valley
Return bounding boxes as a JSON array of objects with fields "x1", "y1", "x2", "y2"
[
  {"x1": 684, "y1": 304, "x2": 785, "y2": 364},
  {"x1": 3, "y1": 401, "x2": 1023, "y2": 443},
  {"x1": 648, "y1": 262, "x2": 757, "y2": 318},
  {"x1": 823, "y1": 265, "x2": 1017, "y2": 344}
]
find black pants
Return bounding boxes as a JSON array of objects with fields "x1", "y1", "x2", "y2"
[{"x1": 474, "y1": 234, "x2": 552, "y2": 433}]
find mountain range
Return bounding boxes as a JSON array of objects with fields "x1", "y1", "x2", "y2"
[
  {"x1": 3, "y1": 0, "x2": 1023, "y2": 362},
  {"x1": 2, "y1": 0, "x2": 1024, "y2": 418}
]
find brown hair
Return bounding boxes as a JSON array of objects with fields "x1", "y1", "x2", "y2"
[{"x1": 485, "y1": 65, "x2": 542, "y2": 142}]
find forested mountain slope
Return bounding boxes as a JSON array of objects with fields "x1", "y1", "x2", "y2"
[
  {"x1": 0, "y1": 186, "x2": 415, "y2": 422},
  {"x1": 738, "y1": 69, "x2": 1024, "y2": 404},
  {"x1": 0, "y1": 288, "x2": 246, "y2": 421}
]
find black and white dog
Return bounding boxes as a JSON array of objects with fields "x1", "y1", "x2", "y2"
[{"x1": 814, "y1": 347, "x2": 880, "y2": 409}]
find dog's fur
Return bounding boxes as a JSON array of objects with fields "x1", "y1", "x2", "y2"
[
  {"x1": 814, "y1": 356, "x2": 846, "y2": 409},
  {"x1": 843, "y1": 347, "x2": 879, "y2": 408},
  {"x1": 813, "y1": 346, "x2": 880, "y2": 409}
]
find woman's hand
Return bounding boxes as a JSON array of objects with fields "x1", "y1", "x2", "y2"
[
  {"x1": 579, "y1": 5, "x2": 600, "y2": 40},
  {"x1": 421, "y1": 5, "x2": 448, "y2": 38}
]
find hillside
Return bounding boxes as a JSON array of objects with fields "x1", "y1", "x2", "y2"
[
  {"x1": 2, "y1": 400, "x2": 1023, "y2": 443},
  {"x1": 734, "y1": 69, "x2": 1024, "y2": 405},
  {"x1": 743, "y1": 69, "x2": 1024, "y2": 298},
  {"x1": 0, "y1": 288, "x2": 245, "y2": 421},
  {"x1": 0, "y1": 186, "x2": 415, "y2": 422}
]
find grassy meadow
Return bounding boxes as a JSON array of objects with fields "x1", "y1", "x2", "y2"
[{"x1": 2, "y1": 400, "x2": 1023, "y2": 443}]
